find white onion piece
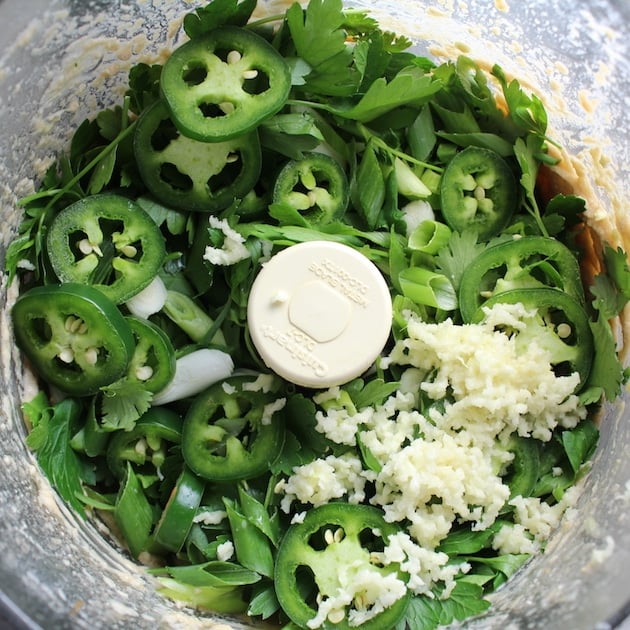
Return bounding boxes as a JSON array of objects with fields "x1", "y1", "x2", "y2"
[
  {"x1": 125, "y1": 276, "x2": 168, "y2": 319},
  {"x1": 152, "y1": 349, "x2": 234, "y2": 406}
]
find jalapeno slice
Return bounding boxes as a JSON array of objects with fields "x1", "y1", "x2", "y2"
[
  {"x1": 272, "y1": 152, "x2": 350, "y2": 225},
  {"x1": 458, "y1": 236, "x2": 585, "y2": 322},
  {"x1": 126, "y1": 316, "x2": 176, "y2": 394},
  {"x1": 472, "y1": 287, "x2": 593, "y2": 387},
  {"x1": 181, "y1": 374, "x2": 286, "y2": 481},
  {"x1": 151, "y1": 466, "x2": 205, "y2": 554},
  {"x1": 106, "y1": 407, "x2": 183, "y2": 480},
  {"x1": 134, "y1": 100, "x2": 261, "y2": 212},
  {"x1": 274, "y1": 503, "x2": 410, "y2": 630},
  {"x1": 12, "y1": 283, "x2": 134, "y2": 396},
  {"x1": 160, "y1": 26, "x2": 291, "y2": 142},
  {"x1": 440, "y1": 146, "x2": 517, "y2": 240},
  {"x1": 46, "y1": 194, "x2": 166, "y2": 304}
]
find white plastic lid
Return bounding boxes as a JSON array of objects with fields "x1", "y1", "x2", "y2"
[{"x1": 247, "y1": 240, "x2": 392, "y2": 388}]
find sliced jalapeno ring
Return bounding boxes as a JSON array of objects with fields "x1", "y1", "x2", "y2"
[
  {"x1": 134, "y1": 100, "x2": 262, "y2": 212},
  {"x1": 46, "y1": 194, "x2": 166, "y2": 304},
  {"x1": 459, "y1": 235, "x2": 585, "y2": 322},
  {"x1": 274, "y1": 503, "x2": 410, "y2": 630},
  {"x1": 181, "y1": 374, "x2": 286, "y2": 482},
  {"x1": 272, "y1": 152, "x2": 349, "y2": 225},
  {"x1": 161, "y1": 26, "x2": 291, "y2": 142},
  {"x1": 472, "y1": 287, "x2": 594, "y2": 387},
  {"x1": 151, "y1": 466, "x2": 205, "y2": 554},
  {"x1": 106, "y1": 407, "x2": 183, "y2": 480},
  {"x1": 71, "y1": 396, "x2": 111, "y2": 457},
  {"x1": 12, "y1": 283, "x2": 134, "y2": 396},
  {"x1": 440, "y1": 146, "x2": 518, "y2": 240},
  {"x1": 126, "y1": 316, "x2": 176, "y2": 394}
]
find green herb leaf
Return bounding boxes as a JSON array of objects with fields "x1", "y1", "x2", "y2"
[
  {"x1": 183, "y1": 0, "x2": 257, "y2": 39},
  {"x1": 25, "y1": 397, "x2": 87, "y2": 517},
  {"x1": 562, "y1": 419, "x2": 599, "y2": 475},
  {"x1": 224, "y1": 497, "x2": 275, "y2": 577},
  {"x1": 100, "y1": 379, "x2": 153, "y2": 432},
  {"x1": 286, "y1": 0, "x2": 356, "y2": 96},
  {"x1": 126, "y1": 63, "x2": 162, "y2": 114},
  {"x1": 336, "y1": 68, "x2": 440, "y2": 122},
  {"x1": 398, "y1": 581, "x2": 491, "y2": 630},
  {"x1": 586, "y1": 312, "x2": 625, "y2": 401},
  {"x1": 247, "y1": 581, "x2": 280, "y2": 619},
  {"x1": 114, "y1": 463, "x2": 154, "y2": 557},
  {"x1": 435, "y1": 229, "x2": 484, "y2": 292},
  {"x1": 352, "y1": 141, "x2": 386, "y2": 229}
]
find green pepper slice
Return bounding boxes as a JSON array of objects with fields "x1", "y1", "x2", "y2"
[
  {"x1": 272, "y1": 152, "x2": 350, "y2": 224},
  {"x1": 274, "y1": 503, "x2": 410, "y2": 630},
  {"x1": 472, "y1": 287, "x2": 593, "y2": 387},
  {"x1": 181, "y1": 374, "x2": 286, "y2": 481},
  {"x1": 160, "y1": 26, "x2": 291, "y2": 142},
  {"x1": 126, "y1": 316, "x2": 176, "y2": 394},
  {"x1": 46, "y1": 194, "x2": 166, "y2": 304},
  {"x1": 134, "y1": 100, "x2": 261, "y2": 212},
  {"x1": 440, "y1": 146, "x2": 517, "y2": 240},
  {"x1": 458, "y1": 236, "x2": 585, "y2": 322},
  {"x1": 151, "y1": 466, "x2": 205, "y2": 554},
  {"x1": 70, "y1": 396, "x2": 111, "y2": 457},
  {"x1": 12, "y1": 283, "x2": 134, "y2": 396},
  {"x1": 106, "y1": 407, "x2": 183, "y2": 480}
]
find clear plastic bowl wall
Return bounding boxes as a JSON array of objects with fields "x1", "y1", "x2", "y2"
[{"x1": 0, "y1": 1, "x2": 628, "y2": 628}]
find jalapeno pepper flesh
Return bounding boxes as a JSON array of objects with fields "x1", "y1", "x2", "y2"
[
  {"x1": 272, "y1": 152, "x2": 350, "y2": 225},
  {"x1": 181, "y1": 374, "x2": 286, "y2": 481},
  {"x1": 472, "y1": 287, "x2": 593, "y2": 387},
  {"x1": 440, "y1": 146, "x2": 518, "y2": 240},
  {"x1": 274, "y1": 502, "x2": 410, "y2": 630},
  {"x1": 46, "y1": 194, "x2": 166, "y2": 304},
  {"x1": 458, "y1": 235, "x2": 585, "y2": 322},
  {"x1": 134, "y1": 100, "x2": 262, "y2": 212},
  {"x1": 12, "y1": 283, "x2": 134, "y2": 396},
  {"x1": 160, "y1": 26, "x2": 291, "y2": 142},
  {"x1": 126, "y1": 316, "x2": 176, "y2": 394},
  {"x1": 151, "y1": 466, "x2": 205, "y2": 554},
  {"x1": 106, "y1": 407, "x2": 183, "y2": 480}
]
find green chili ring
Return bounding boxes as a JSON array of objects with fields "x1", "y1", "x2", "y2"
[
  {"x1": 440, "y1": 146, "x2": 518, "y2": 241},
  {"x1": 274, "y1": 503, "x2": 410, "y2": 630},
  {"x1": 458, "y1": 235, "x2": 585, "y2": 322},
  {"x1": 12, "y1": 283, "x2": 134, "y2": 396},
  {"x1": 46, "y1": 194, "x2": 166, "y2": 304},
  {"x1": 160, "y1": 26, "x2": 291, "y2": 142},
  {"x1": 472, "y1": 287, "x2": 594, "y2": 387},
  {"x1": 151, "y1": 466, "x2": 205, "y2": 554},
  {"x1": 181, "y1": 374, "x2": 286, "y2": 482},
  {"x1": 134, "y1": 100, "x2": 262, "y2": 212}
]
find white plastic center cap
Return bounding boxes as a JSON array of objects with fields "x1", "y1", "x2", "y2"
[{"x1": 247, "y1": 241, "x2": 392, "y2": 389}]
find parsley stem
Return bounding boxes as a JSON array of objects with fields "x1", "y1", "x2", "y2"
[
  {"x1": 355, "y1": 124, "x2": 443, "y2": 173},
  {"x1": 43, "y1": 120, "x2": 137, "y2": 212}
]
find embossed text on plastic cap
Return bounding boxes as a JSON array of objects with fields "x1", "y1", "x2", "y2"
[{"x1": 247, "y1": 240, "x2": 392, "y2": 388}]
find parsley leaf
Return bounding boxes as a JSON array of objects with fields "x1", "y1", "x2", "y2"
[
  {"x1": 562, "y1": 419, "x2": 599, "y2": 475},
  {"x1": 398, "y1": 581, "x2": 491, "y2": 630},
  {"x1": 183, "y1": 0, "x2": 257, "y2": 39},
  {"x1": 286, "y1": 0, "x2": 359, "y2": 97},
  {"x1": 335, "y1": 67, "x2": 441, "y2": 122},
  {"x1": 604, "y1": 243, "x2": 630, "y2": 304},
  {"x1": 435, "y1": 229, "x2": 485, "y2": 292},
  {"x1": 126, "y1": 63, "x2": 162, "y2": 115},
  {"x1": 24, "y1": 395, "x2": 87, "y2": 517},
  {"x1": 585, "y1": 312, "x2": 625, "y2": 402},
  {"x1": 99, "y1": 379, "x2": 153, "y2": 431}
]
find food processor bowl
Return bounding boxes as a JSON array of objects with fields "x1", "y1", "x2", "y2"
[{"x1": 0, "y1": 1, "x2": 628, "y2": 628}]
